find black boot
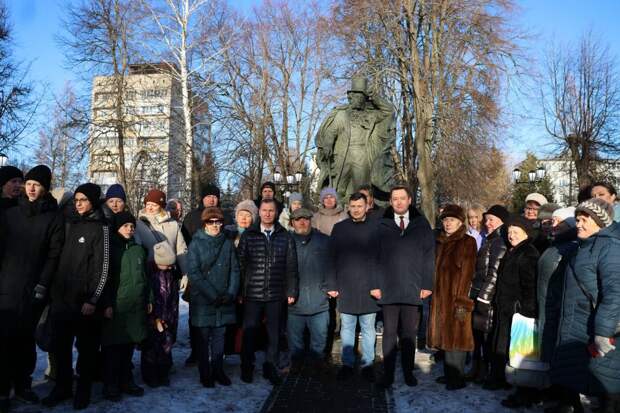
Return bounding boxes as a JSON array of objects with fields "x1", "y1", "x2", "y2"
[
  {"x1": 212, "y1": 361, "x2": 231, "y2": 386},
  {"x1": 241, "y1": 365, "x2": 254, "y2": 383},
  {"x1": 41, "y1": 386, "x2": 72, "y2": 408},
  {"x1": 141, "y1": 363, "x2": 159, "y2": 388},
  {"x1": 157, "y1": 366, "x2": 170, "y2": 387},
  {"x1": 120, "y1": 379, "x2": 144, "y2": 397},
  {"x1": 102, "y1": 385, "x2": 122, "y2": 402},
  {"x1": 73, "y1": 380, "x2": 91, "y2": 410},
  {"x1": 263, "y1": 362, "x2": 282, "y2": 385}
]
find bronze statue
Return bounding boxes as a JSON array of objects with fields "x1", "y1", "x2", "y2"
[{"x1": 315, "y1": 77, "x2": 396, "y2": 202}]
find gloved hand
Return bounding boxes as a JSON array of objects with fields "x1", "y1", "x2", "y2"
[
  {"x1": 33, "y1": 284, "x2": 47, "y2": 301},
  {"x1": 594, "y1": 335, "x2": 617, "y2": 357},
  {"x1": 474, "y1": 299, "x2": 491, "y2": 316}
]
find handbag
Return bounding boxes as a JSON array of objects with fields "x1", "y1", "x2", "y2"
[{"x1": 35, "y1": 305, "x2": 53, "y2": 352}]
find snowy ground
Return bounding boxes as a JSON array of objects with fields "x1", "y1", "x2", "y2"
[{"x1": 10, "y1": 301, "x2": 596, "y2": 413}]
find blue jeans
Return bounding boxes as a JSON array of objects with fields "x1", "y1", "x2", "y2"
[
  {"x1": 340, "y1": 312, "x2": 377, "y2": 368},
  {"x1": 287, "y1": 311, "x2": 329, "y2": 359}
]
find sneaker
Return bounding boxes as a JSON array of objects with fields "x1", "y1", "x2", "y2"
[
  {"x1": 41, "y1": 387, "x2": 72, "y2": 408},
  {"x1": 375, "y1": 321, "x2": 384, "y2": 336},
  {"x1": 361, "y1": 366, "x2": 375, "y2": 382},
  {"x1": 14, "y1": 389, "x2": 40, "y2": 404},
  {"x1": 336, "y1": 366, "x2": 354, "y2": 381}
]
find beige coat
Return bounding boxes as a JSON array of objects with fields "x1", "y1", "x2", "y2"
[
  {"x1": 136, "y1": 209, "x2": 188, "y2": 274},
  {"x1": 311, "y1": 205, "x2": 348, "y2": 236}
]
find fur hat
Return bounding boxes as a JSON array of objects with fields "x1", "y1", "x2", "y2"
[
  {"x1": 260, "y1": 181, "x2": 276, "y2": 192},
  {"x1": 320, "y1": 187, "x2": 338, "y2": 203},
  {"x1": 75, "y1": 183, "x2": 101, "y2": 207},
  {"x1": 201, "y1": 183, "x2": 220, "y2": 199},
  {"x1": 538, "y1": 203, "x2": 561, "y2": 221},
  {"x1": 439, "y1": 204, "x2": 466, "y2": 223},
  {"x1": 144, "y1": 189, "x2": 166, "y2": 209},
  {"x1": 507, "y1": 214, "x2": 533, "y2": 238},
  {"x1": 153, "y1": 241, "x2": 176, "y2": 266},
  {"x1": 25, "y1": 165, "x2": 52, "y2": 191},
  {"x1": 575, "y1": 198, "x2": 614, "y2": 229},
  {"x1": 201, "y1": 207, "x2": 224, "y2": 223},
  {"x1": 105, "y1": 184, "x2": 126, "y2": 202},
  {"x1": 484, "y1": 204, "x2": 510, "y2": 225},
  {"x1": 235, "y1": 199, "x2": 258, "y2": 223},
  {"x1": 0, "y1": 165, "x2": 23, "y2": 188},
  {"x1": 113, "y1": 211, "x2": 136, "y2": 232}
]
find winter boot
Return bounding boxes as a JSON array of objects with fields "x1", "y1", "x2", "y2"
[
  {"x1": 157, "y1": 366, "x2": 170, "y2": 387},
  {"x1": 102, "y1": 385, "x2": 121, "y2": 402},
  {"x1": 120, "y1": 379, "x2": 144, "y2": 397},
  {"x1": 212, "y1": 361, "x2": 231, "y2": 386},
  {"x1": 41, "y1": 386, "x2": 72, "y2": 408},
  {"x1": 403, "y1": 371, "x2": 418, "y2": 387},
  {"x1": 141, "y1": 363, "x2": 159, "y2": 388},
  {"x1": 241, "y1": 365, "x2": 254, "y2": 384},
  {"x1": 262, "y1": 362, "x2": 282, "y2": 386},
  {"x1": 73, "y1": 380, "x2": 92, "y2": 410}
]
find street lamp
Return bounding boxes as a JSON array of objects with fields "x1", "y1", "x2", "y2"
[
  {"x1": 0, "y1": 153, "x2": 7, "y2": 167},
  {"x1": 513, "y1": 166, "x2": 546, "y2": 185},
  {"x1": 273, "y1": 170, "x2": 282, "y2": 183},
  {"x1": 272, "y1": 169, "x2": 304, "y2": 197}
]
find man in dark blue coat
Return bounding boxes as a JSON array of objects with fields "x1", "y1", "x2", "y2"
[
  {"x1": 328, "y1": 192, "x2": 380, "y2": 382},
  {"x1": 287, "y1": 208, "x2": 330, "y2": 372},
  {"x1": 373, "y1": 186, "x2": 435, "y2": 387}
]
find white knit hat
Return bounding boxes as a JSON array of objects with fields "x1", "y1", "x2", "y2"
[
  {"x1": 552, "y1": 207, "x2": 576, "y2": 228},
  {"x1": 153, "y1": 241, "x2": 176, "y2": 266}
]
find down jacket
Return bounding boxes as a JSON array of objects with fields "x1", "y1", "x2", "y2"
[
  {"x1": 135, "y1": 209, "x2": 188, "y2": 274},
  {"x1": 552, "y1": 223, "x2": 620, "y2": 395},
  {"x1": 237, "y1": 222, "x2": 298, "y2": 302},
  {"x1": 0, "y1": 194, "x2": 64, "y2": 336}
]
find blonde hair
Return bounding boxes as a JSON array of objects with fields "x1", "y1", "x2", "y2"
[{"x1": 467, "y1": 203, "x2": 485, "y2": 231}]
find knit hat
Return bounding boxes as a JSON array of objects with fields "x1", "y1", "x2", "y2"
[
  {"x1": 0, "y1": 165, "x2": 23, "y2": 188},
  {"x1": 201, "y1": 206, "x2": 224, "y2": 223},
  {"x1": 235, "y1": 199, "x2": 258, "y2": 223},
  {"x1": 144, "y1": 189, "x2": 166, "y2": 209},
  {"x1": 553, "y1": 207, "x2": 576, "y2": 222},
  {"x1": 538, "y1": 203, "x2": 561, "y2": 221},
  {"x1": 483, "y1": 204, "x2": 510, "y2": 225},
  {"x1": 289, "y1": 192, "x2": 303, "y2": 204},
  {"x1": 113, "y1": 210, "x2": 136, "y2": 232},
  {"x1": 439, "y1": 204, "x2": 466, "y2": 223},
  {"x1": 153, "y1": 241, "x2": 176, "y2": 266},
  {"x1": 507, "y1": 214, "x2": 533, "y2": 238},
  {"x1": 25, "y1": 165, "x2": 52, "y2": 191},
  {"x1": 575, "y1": 198, "x2": 614, "y2": 229},
  {"x1": 105, "y1": 184, "x2": 126, "y2": 202},
  {"x1": 261, "y1": 181, "x2": 276, "y2": 192},
  {"x1": 291, "y1": 208, "x2": 313, "y2": 220},
  {"x1": 201, "y1": 183, "x2": 220, "y2": 199},
  {"x1": 74, "y1": 183, "x2": 101, "y2": 207},
  {"x1": 525, "y1": 192, "x2": 548, "y2": 206},
  {"x1": 320, "y1": 187, "x2": 338, "y2": 203}
]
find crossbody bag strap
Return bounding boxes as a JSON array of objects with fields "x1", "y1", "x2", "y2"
[{"x1": 568, "y1": 259, "x2": 597, "y2": 310}]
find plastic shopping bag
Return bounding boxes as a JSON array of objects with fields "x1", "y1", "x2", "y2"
[{"x1": 508, "y1": 313, "x2": 543, "y2": 370}]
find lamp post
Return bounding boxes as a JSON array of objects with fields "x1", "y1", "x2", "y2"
[
  {"x1": 512, "y1": 166, "x2": 546, "y2": 185},
  {"x1": 273, "y1": 170, "x2": 303, "y2": 200},
  {"x1": 0, "y1": 153, "x2": 8, "y2": 167}
]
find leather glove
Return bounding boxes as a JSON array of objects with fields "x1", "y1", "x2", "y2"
[
  {"x1": 594, "y1": 335, "x2": 617, "y2": 357},
  {"x1": 33, "y1": 284, "x2": 47, "y2": 301}
]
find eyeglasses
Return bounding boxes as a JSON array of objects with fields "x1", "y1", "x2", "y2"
[
  {"x1": 524, "y1": 206, "x2": 540, "y2": 212},
  {"x1": 74, "y1": 197, "x2": 90, "y2": 204},
  {"x1": 206, "y1": 220, "x2": 223, "y2": 226}
]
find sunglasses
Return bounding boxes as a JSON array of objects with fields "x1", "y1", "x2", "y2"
[{"x1": 206, "y1": 220, "x2": 223, "y2": 226}]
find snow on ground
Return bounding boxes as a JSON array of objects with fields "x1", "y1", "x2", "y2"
[
  {"x1": 389, "y1": 350, "x2": 595, "y2": 413},
  {"x1": 13, "y1": 300, "x2": 272, "y2": 413}
]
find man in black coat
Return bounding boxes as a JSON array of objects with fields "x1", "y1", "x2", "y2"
[
  {"x1": 43, "y1": 183, "x2": 111, "y2": 410},
  {"x1": 374, "y1": 186, "x2": 435, "y2": 387},
  {"x1": 0, "y1": 165, "x2": 23, "y2": 210},
  {"x1": 253, "y1": 181, "x2": 284, "y2": 217},
  {"x1": 238, "y1": 198, "x2": 298, "y2": 385},
  {"x1": 0, "y1": 165, "x2": 64, "y2": 410},
  {"x1": 327, "y1": 192, "x2": 380, "y2": 382}
]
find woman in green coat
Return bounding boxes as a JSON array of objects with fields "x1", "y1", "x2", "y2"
[
  {"x1": 102, "y1": 211, "x2": 152, "y2": 401},
  {"x1": 188, "y1": 207, "x2": 240, "y2": 388}
]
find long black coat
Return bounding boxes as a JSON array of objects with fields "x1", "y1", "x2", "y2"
[
  {"x1": 181, "y1": 205, "x2": 233, "y2": 245},
  {"x1": 237, "y1": 222, "x2": 298, "y2": 302},
  {"x1": 375, "y1": 206, "x2": 435, "y2": 306},
  {"x1": 490, "y1": 239, "x2": 539, "y2": 359},
  {"x1": 50, "y1": 208, "x2": 111, "y2": 318},
  {"x1": 327, "y1": 217, "x2": 379, "y2": 315},
  {"x1": 0, "y1": 194, "x2": 64, "y2": 336}
]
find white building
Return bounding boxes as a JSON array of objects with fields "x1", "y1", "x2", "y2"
[
  {"x1": 539, "y1": 157, "x2": 620, "y2": 206},
  {"x1": 88, "y1": 63, "x2": 188, "y2": 203}
]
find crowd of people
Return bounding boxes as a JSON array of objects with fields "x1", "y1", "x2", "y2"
[{"x1": 0, "y1": 162, "x2": 619, "y2": 413}]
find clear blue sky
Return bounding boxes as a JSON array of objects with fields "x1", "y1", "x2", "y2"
[{"x1": 5, "y1": 0, "x2": 620, "y2": 163}]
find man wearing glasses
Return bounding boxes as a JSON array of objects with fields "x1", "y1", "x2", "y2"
[{"x1": 237, "y1": 199, "x2": 298, "y2": 385}]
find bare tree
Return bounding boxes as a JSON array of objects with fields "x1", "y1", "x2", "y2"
[{"x1": 541, "y1": 32, "x2": 620, "y2": 187}]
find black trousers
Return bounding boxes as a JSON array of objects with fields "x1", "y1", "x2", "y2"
[
  {"x1": 53, "y1": 315, "x2": 102, "y2": 391},
  {"x1": 382, "y1": 304, "x2": 421, "y2": 380},
  {"x1": 241, "y1": 300, "x2": 282, "y2": 367},
  {"x1": 102, "y1": 344, "x2": 135, "y2": 390},
  {"x1": 0, "y1": 334, "x2": 37, "y2": 397},
  {"x1": 444, "y1": 350, "x2": 467, "y2": 381},
  {"x1": 197, "y1": 326, "x2": 225, "y2": 381}
]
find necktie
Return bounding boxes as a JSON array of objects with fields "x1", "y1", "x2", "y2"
[
  {"x1": 265, "y1": 229, "x2": 272, "y2": 240},
  {"x1": 399, "y1": 216, "x2": 405, "y2": 231}
]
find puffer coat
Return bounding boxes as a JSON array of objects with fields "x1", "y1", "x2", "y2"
[
  {"x1": 237, "y1": 222, "x2": 298, "y2": 302},
  {"x1": 135, "y1": 209, "x2": 188, "y2": 274}
]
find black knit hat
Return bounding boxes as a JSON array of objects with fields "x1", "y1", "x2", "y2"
[
  {"x1": 507, "y1": 214, "x2": 533, "y2": 238},
  {"x1": 25, "y1": 165, "x2": 52, "y2": 191},
  {"x1": 0, "y1": 165, "x2": 23, "y2": 188},
  {"x1": 201, "y1": 183, "x2": 220, "y2": 199},
  {"x1": 74, "y1": 183, "x2": 101, "y2": 207},
  {"x1": 261, "y1": 181, "x2": 276, "y2": 192},
  {"x1": 483, "y1": 204, "x2": 510, "y2": 225},
  {"x1": 113, "y1": 210, "x2": 136, "y2": 232}
]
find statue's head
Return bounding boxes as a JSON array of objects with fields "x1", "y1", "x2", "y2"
[{"x1": 347, "y1": 77, "x2": 368, "y2": 110}]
